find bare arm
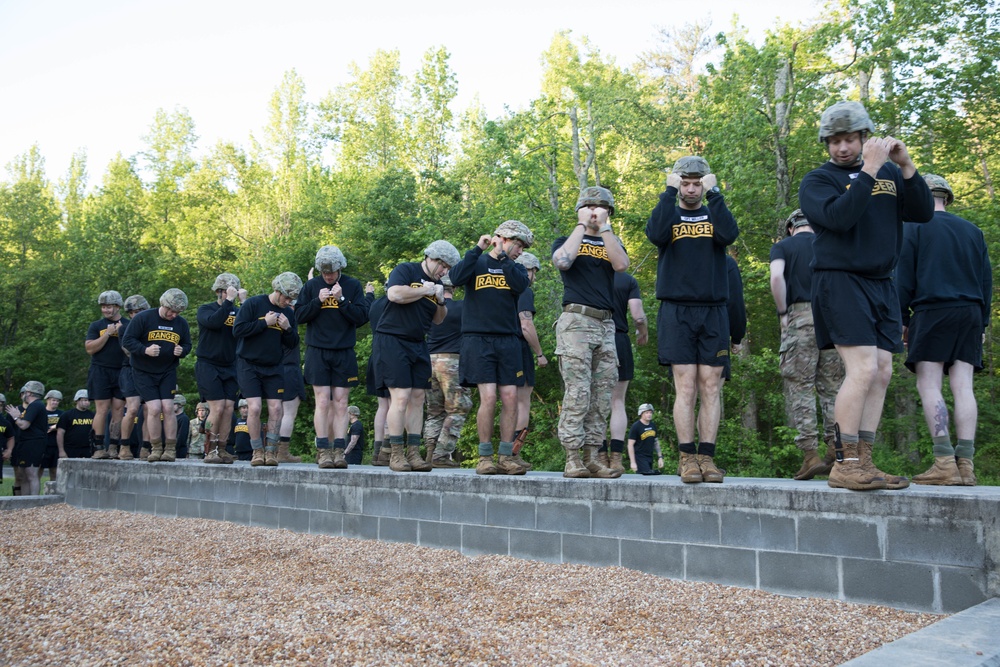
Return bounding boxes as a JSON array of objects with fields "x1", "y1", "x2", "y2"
[
  {"x1": 519, "y1": 311, "x2": 547, "y2": 366},
  {"x1": 769, "y1": 258, "x2": 789, "y2": 329},
  {"x1": 552, "y1": 223, "x2": 589, "y2": 271},
  {"x1": 628, "y1": 297, "x2": 648, "y2": 346},
  {"x1": 627, "y1": 439, "x2": 637, "y2": 472}
]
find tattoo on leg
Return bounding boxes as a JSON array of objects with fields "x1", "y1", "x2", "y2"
[{"x1": 933, "y1": 400, "x2": 950, "y2": 437}]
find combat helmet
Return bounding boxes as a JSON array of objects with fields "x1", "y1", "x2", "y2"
[
  {"x1": 21, "y1": 380, "x2": 45, "y2": 397},
  {"x1": 272, "y1": 272, "x2": 303, "y2": 299},
  {"x1": 671, "y1": 156, "x2": 711, "y2": 178},
  {"x1": 315, "y1": 245, "x2": 347, "y2": 274},
  {"x1": 98, "y1": 290, "x2": 124, "y2": 307},
  {"x1": 515, "y1": 252, "x2": 541, "y2": 271},
  {"x1": 637, "y1": 403, "x2": 655, "y2": 417},
  {"x1": 818, "y1": 101, "x2": 875, "y2": 143},
  {"x1": 123, "y1": 294, "x2": 150, "y2": 312},
  {"x1": 423, "y1": 240, "x2": 461, "y2": 268},
  {"x1": 44, "y1": 389, "x2": 63, "y2": 401},
  {"x1": 160, "y1": 289, "x2": 189, "y2": 311},
  {"x1": 785, "y1": 209, "x2": 810, "y2": 232},
  {"x1": 212, "y1": 273, "x2": 241, "y2": 292},
  {"x1": 494, "y1": 220, "x2": 534, "y2": 248},
  {"x1": 575, "y1": 186, "x2": 616, "y2": 216},
  {"x1": 924, "y1": 174, "x2": 954, "y2": 206}
]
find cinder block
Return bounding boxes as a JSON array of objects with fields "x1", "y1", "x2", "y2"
[
  {"x1": 343, "y1": 513, "x2": 378, "y2": 540},
  {"x1": 563, "y1": 534, "x2": 620, "y2": 568},
  {"x1": 251, "y1": 504, "x2": 281, "y2": 529},
  {"x1": 200, "y1": 501, "x2": 227, "y2": 522},
  {"x1": 592, "y1": 502, "x2": 652, "y2": 539},
  {"x1": 213, "y1": 480, "x2": 242, "y2": 503},
  {"x1": 115, "y1": 493, "x2": 137, "y2": 513},
  {"x1": 486, "y1": 497, "x2": 536, "y2": 529},
  {"x1": 510, "y1": 529, "x2": 562, "y2": 564},
  {"x1": 363, "y1": 488, "x2": 400, "y2": 517},
  {"x1": 418, "y1": 521, "x2": 462, "y2": 551},
  {"x1": 887, "y1": 518, "x2": 985, "y2": 568},
  {"x1": 536, "y1": 499, "x2": 590, "y2": 533},
  {"x1": 442, "y1": 493, "x2": 486, "y2": 525},
  {"x1": 187, "y1": 479, "x2": 215, "y2": 501},
  {"x1": 686, "y1": 544, "x2": 756, "y2": 587},
  {"x1": 167, "y1": 477, "x2": 193, "y2": 498},
  {"x1": 798, "y1": 516, "x2": 881, "y2": 559},
  {"x1": 653, "y1": 507, "x2": 720, "y2": 544},
  {"x1": 154, "y1": 495, "x2": 177, "y2": 518},
  {"x1": 267, "y1": 483, "x2": 298, "y2": 508},
  {"x1": 238, "y1": 482, "x2": 268, "y2": 506},
  {"x1": 176, "y1": 498, "x2": 201, "y2": 519},
  {"x1": 759, "y1": 551, "x2": 840, "y2": 598},
  {"x1": 296, "y1": 484, "x2": 329, "y2": 511},
  {"x1": 225, "y1": 502, "x2": 251, "y2": 526},
  {"x1": 97, "y1": 489, "x2": 117, "y2": 510},
  {"x1": 462, "y1": 525, "x2": 509, "y2": 557},
  {"x1": 939, "y1": 566, "x2": 988, "y2": 614},
  {"x1": 721, "y1": 510, "x2": 796, "y2": 551},
  {"x1": 310, "y1": 511, "x2": 344, "y2": 537},
  {"x1": 143, "y1": 475, "x2": 169, "y2": 497},
  {"x1": 64, "y1": 487, "x2": 84, "y2": 508},
  {"x1": 328, "y1": 485, "x2": 362, "y2": 513},
  {"x1": 279, "y1": 507, "x2": 311, "y2": 533},
  {"x1": 380, "y1": 517, "x2": 419, "y2": 544},
  {"x1": 842, "y1": 557, "x2": 934, "y2": 610},
  {"x1": 620, "y1": 540, "x2": 684, "y2": 579},
  {"x1": 399, "y1": 490, "x2": 442, "y2": 521},
  {"x1": 135, "y1": 494, "x2": 157, "y2": 515}
]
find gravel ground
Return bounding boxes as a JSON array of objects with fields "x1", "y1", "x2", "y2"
[{"x1": 1, "y1": 505, "x2": 938, "y2": 666}]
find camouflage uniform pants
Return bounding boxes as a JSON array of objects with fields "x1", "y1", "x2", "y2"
[
  {"x1": 423, "y1": 353, "x2": 472, "y2": 455},
  {"x1": 779, "y1": 302, "x2": 844, "y2": 451},
  {"x1": 555, "y1": 312, "x2": 618, "y2": 450}
]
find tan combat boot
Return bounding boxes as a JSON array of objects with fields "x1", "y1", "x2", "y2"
[
  {"x1": 118, "y1": 445, "x2": 134, "y2": 461},
  {"x1": 828, "y1": 441, "x2": 887, "y2": 491},
  {"x1": 264, "y1": 446, "x2": 279, "y2": 466},
  {"x1": 433, "y1": 453, "x2": 460, "y2": 468},
  {"x1": 389, "y1": 443, "x2": 411, "y2": 472},
  {"x1": 405, "y1": 446, "x2": 432, "y2": 472},
  {"x1": 678, "y1": 452, "x2": 703, "y2": 484},
  {"x1": 277, "y1": 442, "x2": 301, "y2": 463},
  {"x1": 793, "y1": 449, "x2": 827, "y2": 481},
  {"x1": 583, "y1": 445, "x2": 621, "y2": 479},
  {"x1": 107, "y1": 445, "x2": 119, "y2": 460},
  {"x1": 476, "y1": 455, "x2": 499, "y2": 475},
  {"x1": 511, "y1": 453, "x2": 532, "y2": 471},
  {"x1": 92, "y1": 447, "x2": 109, "y2": 460},
  {"x1": 957, "y1": 458, "x2": 976, "y2": 486},
  {"x1": 317, "y1": 449, "x2": 335, "y2": 469},
  {"x1": 161, "y1": 439, "x2": 177, "y2": 463},
  {"x1": 697, "y1": 455, "x2": 724, "y2": 483},
  {"x1": 912, "y1": 456, "x2": 963, "y2": 486},
  {"x1": 609, "y1": 452, "x2": 625, "y2": 474},
  {"x1": 857, "y1": 440, "x2": 908, "y2": 489},
  {"x1": 203, "y1": 444, "x2": 223, "y2": 464},
  {"x1": 139, "y1": 446, "x2": 150, "y2": 462},
  {"x1": 373, "y1": 446, "x2": 391, "y2": 467},
  {"x1": 331, "y1": 448, "x2": 348, "y2": 469},
  {"x1": 424, "y1": 441, "x2": 437, "y2": 465},
  {"x1": 147, "y1": 440, "x2": 164, "y2": 463},
  {"x1": 250, "y1": 448, "x2": 266, "y2": 467},
  {"x1": 563, "y1": 448, "x2": 590, "y2": 479},
  {"x1": 497, "y1": 455, "x2": 527, "y2": 475},
  {"x1": 597, "y1": 450, "x2": 611, "y2": 469}
]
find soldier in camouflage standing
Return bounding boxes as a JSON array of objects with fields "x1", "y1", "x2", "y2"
[
  {"x1": 552, "y1": 186, "x2": 629, "y2": 479},
  {"x1": 769, "y1": 209, "x2": 845, "y2": 480}
]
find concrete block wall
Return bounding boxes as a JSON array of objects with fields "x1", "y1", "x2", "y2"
[{"x1": 55, "y1": 460, "x2": 999, "y2": 614}]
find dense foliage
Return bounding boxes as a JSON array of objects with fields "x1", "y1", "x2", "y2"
[{"x1": 3, "y1": 1, "x2": 999, "y2": 482}]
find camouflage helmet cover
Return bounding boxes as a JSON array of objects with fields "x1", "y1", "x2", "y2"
[
  {"x1": 159, "y1": 288, "x2": 189, "y2": 311},
  {"x1": 575, "y1": 186, "x2": 616, "y2": 216},
  {"x1": 494, "y1": 220, "x2": 534, "y2": 248},
  {"x1": 637, "y1": 403, "x2": 655, "y2": 416},
  {"x1": 173, "y1": 394, "x2": 187, "y2": 406},
  {"x1": 315, "y1": 245, "x2": 347, "y2": 273},
  {"x1": 123, "y1": 294, "x2": 150, "y2": 312},
  {"x1": 818, "y1": 101, "x2": 875, "y2": 142},
  {"x1": 347, "y1": 405, "x2": 361, "y2": 416},
  {"x1": 74, "y1": 389, "x2": 89, "y2": 401},
  {"x1": 98, "y1": 290, "x2": 124, "y2": 307},
  {"x1": 272, "y1": 272, "x2": 303, "y2": 299},
  {"x1": 515, "y1": 251, "x2": 541, "y2": 271},
  {"x1": 212, "y1": 272, "x2": 241, "y2": 292},
  {"x1": 671, "y1": 156, "x2": 711, "y2": 178},
  {"x1": 423, "y1": 240, "x2": 461, "y2": 268},
  {"x1": 44, "y1": 389, "x2": 63, "y2": 401},
  {"x1": 238, "y1": 398, "x2": 248, "y2": 408},
  {"x1": 21, "y1": 380, "x2": 45, "y2": 397},
  {"x1": 0, "y1": 393, "x2": 6, "y2": 403},
  {"x1": 924, "y1": 174, "x2": 954, "y2": 206},
  {"x1": 786, "y1": 209, "x2": 810, "y2": 230}
]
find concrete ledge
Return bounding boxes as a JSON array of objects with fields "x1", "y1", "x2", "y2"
[
  {"x1": 54, "y1": 459, "x2": 1000, "y2": 614},
  {"x1": 0, "y1": 494, "x2": 65, "y2": 510}
]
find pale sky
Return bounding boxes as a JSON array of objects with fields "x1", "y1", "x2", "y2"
[{"x1": 0, "y1": 0, "x2": 823, "y2": 185}]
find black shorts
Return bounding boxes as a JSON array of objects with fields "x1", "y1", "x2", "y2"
[
  {"x1": 365, "y1": 349, "x2": 389, "y2": 398},
  {"x1": 195, "y1": 361, "x2": 239, "y2": 402},
  {"x1": 905, "y1": 304, "x2": 984, "y2": 372},
  {"x1": 236, "y1": 449, "x2": 253, "y2": 462},
  {"x1": 345, "y1": 446, "x2": 363, "y2": 466},
  {"x1": 459, "y1": 334, "x2": 525, "y2": 387},
  {"x1": 236, "y1": 358, "x2": 285, "y2": 400},
  {"x1": 812, "y1": 271, "x2": 902, "y2": 352},
  {"x1": 118, "y1": 366, "x2": 138, "y2": 399},
  {"x1": 304, "y1": 346, "x2": 359, "y2": 388},
  {"x1": 373, "y1": 335, "x2": 431, "y2": 390},
  {"x1": 88, "y1": 364, "x2": 124, "y2": 401},
  {"x1": 41, "y1": 445, "x2": 59, "y2": 470},
  {"x1": 519, "y1": 339, "x2": 535, "y2": 387},
  {"x1": 284, "y1": 363, "x2": 307, "y2": 401},
  {"x1": 615, "y1": 331, "x2": 634, "y2": 382},
  {"x1": 13, "y1": 438, "x2": 45, "y2": 468},
  {"x1": 133, "y1": 368, "x2": 178, "y2": 402},
  {"x1": 65, "y1": 445, "x2": 92, "y2": 459},
  {"x1": 657, "y1": 302, "x2": 730, "y2": 367}
]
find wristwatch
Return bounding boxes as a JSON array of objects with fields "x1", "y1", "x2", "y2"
[{"x1": 708, "y1": 186, "x2": 721, "y2": 196}]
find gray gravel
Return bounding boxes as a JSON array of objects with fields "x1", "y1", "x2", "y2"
[{"x1": 0, "y1": 505, "x2": 939, "y2": 666}]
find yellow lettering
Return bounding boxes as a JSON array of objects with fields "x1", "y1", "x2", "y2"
[
  {"x1": 148, "y1": 330, "x2": 181, "y2": 344},
  {"x1": 640, "y1": 430, "x2": 657, "y2": 440},
  {"x1": 578, "y1": 243, "x2": 610, "y2": 261},
  {"x1": 871, "y1": 179, "x2": 898, "y2": 196},
  {"x1": 474, "y1": 274, "x2": 510, "y2": 290},
  {"x1": 100, "y1": 328, "x2": 119, "y2": 338},
  {"x1": 320, "y1": 296, "x2": 341, "y2": 309},
  {"x1": 672, "y1": 222, "x2": 714, "y2": 241},
  {"x1": 225, "y1": 315, "x2": 236, "y2": 326}
]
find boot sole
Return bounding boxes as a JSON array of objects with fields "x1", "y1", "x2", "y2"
[{"x1": 827, "y1": 479, "x2": 888, "y2": 490}]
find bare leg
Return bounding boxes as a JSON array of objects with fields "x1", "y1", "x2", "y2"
[{"x1": 672, "y1": 364, "x2": 698, "y2": 443}]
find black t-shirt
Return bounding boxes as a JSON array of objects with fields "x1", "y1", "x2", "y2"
[
  {"x1": 0, "y1": 414, "x2": 13, "y2": 447},
  {"x1": 516, "y1": 288, "x2": 536, "y2": 340},
  {"x1": 428, "y1": 298, "x2": 464, "y2": 354},
  {"x1": 18, "y1": 400, "x2": 49, "y2": 446},
  {"x1": 233, "y1": 294, "x2": 299, "y2": 367},
  {"x1": 122, "y1": 309, "x2": 192, "y2": 374},
  {"x1": 552, "y1": 235, "x2": 617, "y2": 312},
  {"x1": 377, "y1": 262, "x2": 442, "y2": 341},
  {"x1": 448, "y1": 247, "x2": 528, "y2": 336},
  {"x1": 46, "y1": 409, "x2": 62, "y2": 449},
  {"x1": 769, "y1": 231, "x2": 816, "y2": 307},
  {"x1": 57, "y1": 408, "x2": 95, "y2": 450},
  {"x1": 349, "y1": 419, "x2": 365, "y2": 449},
  {"x1": 196, "y1": 300, "x2": 239, "y2": 366},
  {"x1": 295, "y1": 274, "x2": 370, "y2": 350},
  {"x1": 613, "y1": 272, "x2": 641, "y2": 333},
  {"x1": 86, "y1": 317, "x2": 130, "y2": 368},
  {"x1": 230, "y1": 416, "x2": 251, "y2": 454},
  {"x1": 628, "y1": 420, "x2": 658, "y2": 455}
]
